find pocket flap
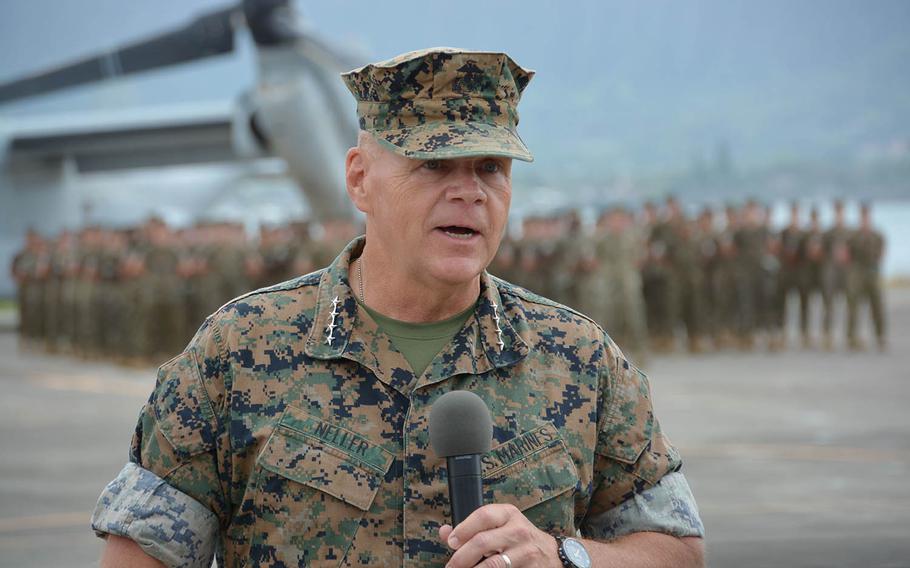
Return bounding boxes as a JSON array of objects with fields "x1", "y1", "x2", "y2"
[
  {"x1": 152, "y1": 351, "x2": 216, "y2": 459},
  {"x1": 483, "y1": 424, "x2": 578, "y2": 512},
  {"x1": 257, "y1": 407, "x2": 394, "y2": 511},
  {"x1": 598, "y1": 366, "x2": 654, "y2": 465}
]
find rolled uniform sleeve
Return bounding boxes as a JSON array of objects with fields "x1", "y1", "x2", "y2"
[
  {"x1": 583, "y1": 471, "x2": 704, "y2": 539},
  {"x1": 91, "y1": 462, "x2": 218, "y2": 567},
  {"x1": 92, "y1": 320, "x2": 230, "y2": 568},
  {"x1": 582, "y1": 347, "x2": 704, "y2": 539}
]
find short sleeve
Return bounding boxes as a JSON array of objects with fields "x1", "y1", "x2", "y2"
[
  {"x1": 130, "y1": 326, "x2": 229, "y2": 519},
  {"x1": 585, "y1": 347, "x2": 682, "y2": 520},
  {"x1": 91, "y1": 462, "x2": 218, "y2": 568},
  {"x1": 93, "y1": 320, "x2": 231, "y2": 566},
  {"x1": 582, "y1": 471, "x2": 704, "y2": 539}
]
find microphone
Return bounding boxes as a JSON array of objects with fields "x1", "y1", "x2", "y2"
[{"x1": 429, "y1": 390, "x2": 493, "y2": 526}]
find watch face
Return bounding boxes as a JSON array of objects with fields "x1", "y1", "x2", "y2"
[{"x1": 563, "y1": 538, "x2": 591, "y2": 568}]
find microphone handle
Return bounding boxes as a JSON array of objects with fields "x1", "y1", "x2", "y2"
[{"x1": 447, "y1": 454, "x2": 484, "y2": 526}]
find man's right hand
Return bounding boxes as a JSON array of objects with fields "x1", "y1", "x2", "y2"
[{"x1": 100, "y1": 535, "x2": 165, "y2": 568}]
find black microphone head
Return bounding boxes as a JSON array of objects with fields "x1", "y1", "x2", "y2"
[{"x1": 429, "y1": 390, "x2": 493, "y2": 458}]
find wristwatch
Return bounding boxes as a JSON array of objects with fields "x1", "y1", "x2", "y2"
[{"x1": 556, "y1": 535, "x2": 591, "y2": 568}]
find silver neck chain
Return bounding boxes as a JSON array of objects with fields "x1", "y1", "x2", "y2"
[{"x1": 357, "y1": 256, "x2": 365, "y2": 303}]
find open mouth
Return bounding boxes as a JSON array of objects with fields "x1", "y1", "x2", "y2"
[{"x1": 437, "y1": 225, "x2": 479, "y2": 240}]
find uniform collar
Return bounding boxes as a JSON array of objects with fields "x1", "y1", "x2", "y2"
[{"x1": 304, "y1": 237, "x2": 530, "y2": 392}]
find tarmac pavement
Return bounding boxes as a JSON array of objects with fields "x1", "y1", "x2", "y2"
[{"x1": 0, "y1": 290, "x2": 908, "y2": 567}]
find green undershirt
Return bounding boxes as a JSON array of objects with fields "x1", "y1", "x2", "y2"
[{"x1": 358, "y1": 299, "x2": 476, "y2": 377}]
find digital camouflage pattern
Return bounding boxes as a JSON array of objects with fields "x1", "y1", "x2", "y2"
[
  {"x1": 341, "y1": 48, "x2": 534, "y2": 162},
  {"x1": 93, "y1": 237, "x2": 689, "y2": 567},
  {"x1": 92, "y1": 462, "x2": 218, "y2": 568},
  {"x1": 585, "y1": 471, "x2": 702, "y2": 540}
]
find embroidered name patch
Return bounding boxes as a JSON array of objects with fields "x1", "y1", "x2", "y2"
[
  {"x1": 278, "y1": 406, "x2": 393, "y2": 474},
  {"x1": 482, "y1": 423, "x2": 562, "y2": 477}
]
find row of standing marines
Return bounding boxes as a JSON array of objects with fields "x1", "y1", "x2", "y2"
[
  {"x1": 11, "y1": 198, "x2": 886, "y2": 367},
  {"x1": 493, "y1": 197, "x2": 886, "y2": 363}
]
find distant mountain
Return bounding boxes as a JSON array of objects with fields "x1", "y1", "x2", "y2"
[{"x1": 2, "y1": 0, "x2": 908, "y2": 189}]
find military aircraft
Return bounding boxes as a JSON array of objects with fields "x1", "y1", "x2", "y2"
[{"x1": 0, "y1": 0, "x2": 365, "y2": 296}]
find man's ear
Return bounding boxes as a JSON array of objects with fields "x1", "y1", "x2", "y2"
[{"x1": 345, "y1": 146, "x2": 370, "y2": 214}]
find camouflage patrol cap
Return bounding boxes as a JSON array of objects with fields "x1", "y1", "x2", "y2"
[{"x1": 341, "y1": 47, "x2": 535, "y2": 162}]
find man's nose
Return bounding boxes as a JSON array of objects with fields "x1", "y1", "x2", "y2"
[{"x1": 444, "y1": 164, "x2": 486, "y2": 203}]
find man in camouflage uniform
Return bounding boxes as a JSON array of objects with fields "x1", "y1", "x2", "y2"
[
  {"x1": 74, "y1": 226, "x2": 103, "y2": 358},
  {"x1": 665, "y1": 199, "x2": 704, "y2": 353},
  {"x1": 732, "y1": 200, "x2": 767, "y2": 350},
  {"x1": 94, "y1": 48, "x2": 704, "y2": 568},
  {"x1": 487, "y1": 231, "x2": 520, "y2": 285},
  {"x1": 641, "y1": 201, "x2": 676, "y2": 352},
  {"x1": 759, "y1": 205, "x2": 782, "y2": 351},
  {"x1": 10, "y1": 229, "x2": 46, "y2": 347},
  {"x1": 551, "y1": 210, "x2": 583, "y2": 309},
  {"x1": 713, "y1": 205, "x2": 740, "y2": 348},
  {"x1": 798, "y1": 208, "x2": 826, "y2": 348},
  {"x1": 43, "y1": 231, "x2": 78, "y2": 353},
  {"x1": 597, "y1": 207, "x2": 648, "y2": 362},
  {"x1": 96, "y1": 229, "x2": 127, "y2": 357},
  {"x1": 776, "y1": 202, "x2": 804, "y2": 349},
  {"x1": 822, "y1": 200, "x2": 852, "y2": 350},
  {"x1": 846, "y1": 203, "x2": 886, "y2": 350},
  {"x1": 257, "y1": 225, "x2": 298, "y2": 288},
  {"x1": 693, "y1": 208, "x2": 719, "y2": 348}
]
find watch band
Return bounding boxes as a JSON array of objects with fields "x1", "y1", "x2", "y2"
[
  {"x1": 556, "y1": 535, "x2": 591, "y2": 568},
  {"x1": 556, "y1": 535, "x2": 574, "y2": 568}
]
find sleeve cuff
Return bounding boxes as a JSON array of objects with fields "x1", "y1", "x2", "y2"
[
  {"x1": 583, "y1": 471, "x2": 705, "y2": 540},
  {"x1": 91, "y1": 462, "x2": 217, "y2": 568}
]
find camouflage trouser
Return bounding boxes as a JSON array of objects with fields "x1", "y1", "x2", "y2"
[
  {"x1": 822, "y1": 265, "x2": 849, "y2": 336},
  {"x1": 75, "y1": 279, "x2": 96, "y2": 356},
  {"x1": 798, "y1": 265, "x2": 824, "y2": 337},
  {"x1": 22, "y1": 283, "x2": 45, "y2": 340},
  {"x1": 759, "y1": 266, "x2": 779, "y2": 332},
  {"x1": 698, "y1": 267, "x2": 717, "y2": 340},
  {"x1": 179, "y1": 282, "x2": 200, "y2": 350},
  {"x1": 43, "y1": 280, "x2": 61, "y2": 350},
  {"x1": 714, "y1": 264, "x2": 738, "y2": 338},
  {"x1": 60, "y1": 279, "x2": 79, "y2": 352},
  {"x1": 847, "y1": 269, "x2": 885, "y2": 342},
  {"x1": 141, "y1": 282, "x2": 188, "y2": 362},
  {"x1": 775, "y1": 266, "x2": 801, "y2": 331},
  {"x1": 674, "y1": 268, "x2": 702, "y2": 341},
  {"x1": 734, "y1": 265, "x2": 762, "y2": 338},
  {"x1": 94, "y1": 281, "x2": 116, "y2": 355},
  {"x1": 119, "y1": 279, "x2": 146, "y2": 360},
  {"x1": 603, "y1": 272, "x2": 648, "y2": 360},
  {"x1": 642, "y1": 266, "x2": 675, "y2": 341},
  {"x1": 574, "y1": 269, "x2": 607, "y2": 327}
]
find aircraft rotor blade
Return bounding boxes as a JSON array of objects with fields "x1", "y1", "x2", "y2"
[{"x1": 0, "y1": 6, "x2": 237, "y2": 105}]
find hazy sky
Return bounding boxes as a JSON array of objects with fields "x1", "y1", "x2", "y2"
[{"x1": 2, "y1": 0, "x2": 908, "y2": 176}]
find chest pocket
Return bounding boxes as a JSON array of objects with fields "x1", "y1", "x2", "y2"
[
  {"x1": 251, "y1": 406, "x2": 394, "y2": 568},
  {"x1": 482, "y1": 423, "x2": 579, "y2": 534}
]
